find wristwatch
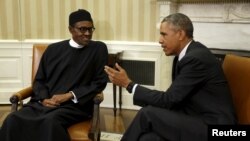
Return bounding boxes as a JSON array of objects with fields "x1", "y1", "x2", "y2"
[{"x1": 126, "y1": 81, "x2": 135, "y2": 93}]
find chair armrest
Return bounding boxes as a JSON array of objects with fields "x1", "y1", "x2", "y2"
[
  {"x1": 88, "y1": 92, "x2": 103, "y2": 141},
  {"x1": 93, "y1": 92, "x2": 104, "y2": 104},
  {"x1": 9, "y1": 86, "x2": 33, "y2": 112}
]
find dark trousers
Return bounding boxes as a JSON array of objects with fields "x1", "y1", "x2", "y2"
[{"x1": 121, "y1": 106, "x2": 207, "y2": 141}]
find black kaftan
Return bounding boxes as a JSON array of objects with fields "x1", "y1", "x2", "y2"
[{"x1": 0, "y1": 40, "x2": 108, "y2": 141}]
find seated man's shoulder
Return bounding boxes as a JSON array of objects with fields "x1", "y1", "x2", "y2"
[
  {"x1": 48, "y1": 40, "x2": 69, "y2": 48},
  {"x1": 90, "y1": 40, "x2": 107, "y2": 47},
  {"x1": 45, "y1": 40, "x2": 69, "y2": 53}
]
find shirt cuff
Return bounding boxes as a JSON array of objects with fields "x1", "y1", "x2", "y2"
[
  {"x1": 70, "y1": 91, "x2": 78, "y2": 103},
  {"x1": 131, "y1": 84, "x2": 138, "y2": 94}
]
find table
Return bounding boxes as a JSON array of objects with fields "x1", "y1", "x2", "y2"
[{"x1": 108, "y1": 52, "x2": 123, "y2": 116}]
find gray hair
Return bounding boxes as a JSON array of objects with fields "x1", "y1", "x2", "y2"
[{"x1": 162, "y1": 13, "x2": 193, "y2": 38}]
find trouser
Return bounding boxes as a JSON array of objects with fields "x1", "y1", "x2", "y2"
[{"x1": 121, "y1": 106, "x2": 207, "y2": 141}]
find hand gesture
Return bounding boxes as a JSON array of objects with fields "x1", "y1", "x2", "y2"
[{"x1": 104, "y1": 63, "x2": 132, "y2": 88}]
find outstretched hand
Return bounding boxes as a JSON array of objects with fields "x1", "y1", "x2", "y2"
[{"x1": 104, "y1": 63, "x2": 131, "y2": 88}]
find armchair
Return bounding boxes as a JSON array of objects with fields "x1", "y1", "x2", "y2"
[
  {"x1": 222, "y1": 54, "x2": 250, "y2": 124},
  {"x1": 9, "y1": 44, "x2": 103, "y2": 141}
]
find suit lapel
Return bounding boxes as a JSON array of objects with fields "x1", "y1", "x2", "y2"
[{"x1": 172, "y1": 41, "x2": 195, "y2": 81}]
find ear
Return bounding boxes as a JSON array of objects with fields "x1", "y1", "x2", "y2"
[
  {"x1": 178, "y1": 30, "x2": 186, "y2": 41},
  {"x1": 68, "y1": 26, "x2": 74, "y2": 34}
]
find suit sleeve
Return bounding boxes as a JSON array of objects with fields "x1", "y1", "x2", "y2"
[{"x1": 133, "y1": 56, "x2": 208, "y2": 109}]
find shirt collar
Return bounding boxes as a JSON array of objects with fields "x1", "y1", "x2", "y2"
[
  {"x1": 178, "y1": 40, "x2": 192, "y2": 61},
  {"x1": 69, "y1": 39, "x2": 84, "y2": 48}
]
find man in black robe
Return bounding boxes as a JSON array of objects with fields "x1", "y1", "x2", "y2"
[
  {"x1": 104, "y1": 13, "x2": 236, "y2": 141},
  {"x1": 0, "y1": 9, "x2": 108, "y2": 141}
]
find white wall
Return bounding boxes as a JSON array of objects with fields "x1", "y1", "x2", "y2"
[{"x1": 194, "y1": 22, "x2": 250, "y2": 50}]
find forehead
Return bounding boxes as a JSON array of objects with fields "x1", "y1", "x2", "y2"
[
  {"x1": 74, "y1": 21, "x2": 93, "y2": 27},
  {"x1": 160, "y1": 22, "x2": 174, "y2": 31}
]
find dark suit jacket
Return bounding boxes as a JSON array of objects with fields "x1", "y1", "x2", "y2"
[{"x1": 133, "y1": 41, "x2": 236, "y2": 125}]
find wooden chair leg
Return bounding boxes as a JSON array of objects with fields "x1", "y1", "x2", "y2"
[{"x1": 113, "y1": 83, "x2": 117, "y2": 116}]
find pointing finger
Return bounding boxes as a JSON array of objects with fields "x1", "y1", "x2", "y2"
[
  {"x1": 105, "y1": 65, "x2": 117, "y2": 74},
  {"x1": 115, "y1": 63, "x2": 123, "y2": 71}
]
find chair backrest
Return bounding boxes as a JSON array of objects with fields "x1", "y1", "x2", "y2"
[
  {"x1": 222, "y1": 54, "x2": 250, "y2": 124},
  {"x1": 32, "y1": 44, "x2": 48, "y2": 81}
]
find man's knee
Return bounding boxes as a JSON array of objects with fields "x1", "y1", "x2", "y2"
[{"x1": 139, "y1": 106, "x2": 154, "y2": 115}]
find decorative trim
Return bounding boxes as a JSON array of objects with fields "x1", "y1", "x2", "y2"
[
  {"x1": 224, "y1": 4, "x2": 250, "y2": 23},
  {"x1": 157, "y1": 0, "x2": 250, "y2": 23},
  {"x1": 157, "y1": 0, "x2": 250, "y2": 3}
]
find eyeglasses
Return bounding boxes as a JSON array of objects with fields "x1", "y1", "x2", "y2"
[{"x1": 74, "y1": 26, "x2": 95, "y2": 33}]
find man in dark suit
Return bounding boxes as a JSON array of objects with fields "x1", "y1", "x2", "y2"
[{"x1": 104, "y1": 13, "x2": 236, "y2": 141}]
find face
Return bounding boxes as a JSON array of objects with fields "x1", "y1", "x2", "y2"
[
  {"x1": 159, "y1": 22, "x2": 182, "y2": 56},
  {"x1": 69, "y1": 21, "x2": 94, "y2": 46}
]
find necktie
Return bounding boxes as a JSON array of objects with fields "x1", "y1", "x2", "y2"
[{"x1": 172, "y1": 56, "x2": 179, "y2": 81}]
